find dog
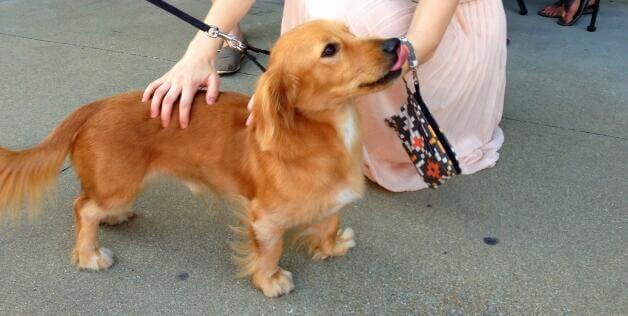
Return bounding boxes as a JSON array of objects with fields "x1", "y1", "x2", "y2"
[{"x1": 0, "y1": 20, "x2": 406, "y2": 297}]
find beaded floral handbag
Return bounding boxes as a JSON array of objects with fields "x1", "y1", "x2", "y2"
[{"x1": 385, "y1": 38, "x2": 461, "y2": 188}]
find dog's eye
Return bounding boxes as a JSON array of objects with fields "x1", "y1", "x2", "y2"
[{"x1": 321, "y1": 43, "x2": 338, "y2": 58}]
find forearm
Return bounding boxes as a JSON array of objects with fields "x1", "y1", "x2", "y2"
[
  {"x1": 406, "y1": 0, "x2": 459, "y2": 63},
  {"x1": 186, "y1": 0, "x2": 256, "y2": 61}
]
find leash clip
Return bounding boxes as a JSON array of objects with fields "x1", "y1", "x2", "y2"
[
  {"x1": 399, "y1": 36, "x2": 419, "y2": 86},
  {"x1": 205, "y1": 26, "x2": 247, "y2": 52}
]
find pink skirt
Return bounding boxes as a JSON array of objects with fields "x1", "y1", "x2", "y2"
[{"x1": 281, "y1": 0, "x2": 507, "y2": 192}]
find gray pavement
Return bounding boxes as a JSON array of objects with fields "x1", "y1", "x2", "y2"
[{"x1": 0, "y1": 0, "x2": 626, "y2": 314}]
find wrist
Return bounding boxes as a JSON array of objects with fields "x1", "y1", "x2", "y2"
[
  {"x1": 185, "y1": 32, "x2": 222, "y2": 63},
  {"x1": 406, "y1": 33, "x2": 437, "y2": 64}
]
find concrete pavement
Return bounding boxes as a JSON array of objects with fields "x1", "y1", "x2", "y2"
[{"x1": 0, "y1": 0, "x2": 626, "y2": 314}]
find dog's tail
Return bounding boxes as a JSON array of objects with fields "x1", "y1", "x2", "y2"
[{"x1": 0, "y1": 103, "x2": 100, "y2": 218}]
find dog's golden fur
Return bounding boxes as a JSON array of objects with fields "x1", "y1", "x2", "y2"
[{"x1": 0, "y1": 20, "x2": 401, "y2": 297}]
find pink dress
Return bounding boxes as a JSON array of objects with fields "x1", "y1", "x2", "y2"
[{"x1": 281, "y1": 0, "x2": 507, "y2": 192}]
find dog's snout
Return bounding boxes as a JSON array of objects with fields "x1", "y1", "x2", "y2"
[{"x1": 381, "y1": 38, "x2": 400, "y2": 54}]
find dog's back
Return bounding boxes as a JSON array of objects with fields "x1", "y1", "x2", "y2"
[
  {"x1": 73, "y1": 90, "x2": 255, "y2": 199},
  {"x1": 0, "y1": 90, "x2": 253, "y2": 216}
]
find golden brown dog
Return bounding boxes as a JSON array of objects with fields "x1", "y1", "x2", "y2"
[{"x1": 0, "y1": 20, "x2": 405, "y2": 297}]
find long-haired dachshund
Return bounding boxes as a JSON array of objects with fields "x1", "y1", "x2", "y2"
[{"x1": 0, "y1": 20, "x2": 406, "y2": 297}]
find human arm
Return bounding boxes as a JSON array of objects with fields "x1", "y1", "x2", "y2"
[{"x1": 405, "y1": 0, "x2": 459, "y2": 64}]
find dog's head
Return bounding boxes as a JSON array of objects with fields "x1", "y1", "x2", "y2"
[{"x1": 252, "y1": 20, "x2": 406, "y2": 150}]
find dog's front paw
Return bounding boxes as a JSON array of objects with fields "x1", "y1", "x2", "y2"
[
  {"x1": 253, "y1": 268, "x2": 295, "y2": 298},
  {"x1": 71, "y1": 247, "x2": 114, "y2": 271},
  {"x1": 312, "y1": 227, "x2": 356, "y2": 260}
]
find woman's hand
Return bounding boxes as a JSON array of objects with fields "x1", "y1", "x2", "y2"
[{"x1": 142, "y1": 50, "x2": 220, "y2": 129}]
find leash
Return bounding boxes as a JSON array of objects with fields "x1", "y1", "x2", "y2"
[{"x1": 145, "y1": 0, "x2": 270, "y2": 72}]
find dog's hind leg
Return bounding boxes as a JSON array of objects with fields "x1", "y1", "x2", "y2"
[
  {"x1": 303, "y1": 214, "x2": 356, "y2": 260},
  {"x1": 71, "y1": 194, "x2": 114, "y2": 270},
  {"x1": 70, "y1": 192, "x2": 137, "y2": 270},
  {"x1": 68, "y1": 139, "x2": 147, "y2": 265}
]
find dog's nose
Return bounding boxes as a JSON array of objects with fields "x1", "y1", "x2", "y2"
[{"x1": 381, "y1": 38, "x2": 400, "y2": 55}]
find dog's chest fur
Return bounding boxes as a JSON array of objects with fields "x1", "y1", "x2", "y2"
[
  {"x1": 339, "y1": 107, "x2": 359, "y2": 150},
  {"x1": 329, "y1": 107, "x2": 363, "y2": 214}
]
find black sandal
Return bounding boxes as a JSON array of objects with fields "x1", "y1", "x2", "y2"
[{"x1": 558, "y1": 0, "x2": 588, "y2": 26}]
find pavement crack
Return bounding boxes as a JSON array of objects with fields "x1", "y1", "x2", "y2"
[
  {"x1": 60, "y1": 165, "x2": 72, "y2": 174},
  {"x1": 503, "y1": 116, "x2": 627, "y2": 141},
  {"x1": 0, "y1": 31, "x2": 177, "y2": 63}
]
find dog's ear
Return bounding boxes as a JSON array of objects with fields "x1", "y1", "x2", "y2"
[{"x1": 253, "y1": 67, "x2": 299, "y2": 151}]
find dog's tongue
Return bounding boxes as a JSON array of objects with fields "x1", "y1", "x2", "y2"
[{"x1": 390, "y1": 44, "x2": 409, "y2": 72}]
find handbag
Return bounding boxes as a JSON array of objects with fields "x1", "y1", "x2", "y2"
[{"x1": 385, "y1": 37, "x2": 461, "y2": 188}]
